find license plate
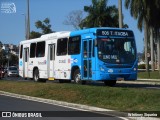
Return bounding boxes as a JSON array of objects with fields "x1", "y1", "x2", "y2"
[
  {"x1": 117, "y1": 78, "x2": 124, "y2": 81},
  {"x1": 48, "y1": 77, "x2": 55, "y2": 80}
]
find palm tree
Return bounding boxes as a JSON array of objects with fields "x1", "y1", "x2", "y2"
[
  {"x1": 80, "y1": 0, "x2": 119, "y2": 28},
  {"x1": 147, "y1": 0, "x2": 160, "y2": 71},
  {"x1": 125, "y1": 0, "x2": 160, "y2": 71},
  {"x1": 125, "y1": 0, "x2": 150, "y2": 71}
]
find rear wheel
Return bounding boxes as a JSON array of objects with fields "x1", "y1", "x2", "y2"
[
  {"x1": 33, "y1": 69, "x2": 39, "y2": 82},
  {"x1": 104, "y1": 80, "x2": 116, "y2": 86},
  {"x1": 73, "y1": 69, "x2": 86, "y2": 85}
]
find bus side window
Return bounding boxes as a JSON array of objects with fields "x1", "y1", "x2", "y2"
[
  {"x1": 68, "y1": 36, "x2": 81, "y2": 55},
  {"x1": 57, "y1": 38, "x2": 68, "y2": 56},
  {"x1": 30, "y1": 43, "x2": 36, "y2": 58},
  {"x1": 36, "y1": 41, "x2": 45, "y2": 57},
  {"x1": 20, "y1": 45, "x2": 23, "y2": 58}
]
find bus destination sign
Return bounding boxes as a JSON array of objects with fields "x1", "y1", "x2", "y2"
[{"x1": 97, "y1": 29, "x2": 133, "y2": 37}]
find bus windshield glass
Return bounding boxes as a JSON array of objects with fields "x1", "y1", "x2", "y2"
[{"x1": 97, "y1": 38, "x2": 136, "y2": 64}]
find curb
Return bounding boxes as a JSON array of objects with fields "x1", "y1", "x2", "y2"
[
  {"x1": 117, "y1": 78, "x2": 160, "y2": 85},
  {"x1": 137, "y1": 79, "x2": 160, "y2": 81},
  {"x1": 117, "y1": 81, "x2": 160, "y2": 85}
]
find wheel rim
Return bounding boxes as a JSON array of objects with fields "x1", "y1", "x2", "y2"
[
  {"x1": 75, "y1": 74, "x2": 80, "y2": 83},
  {"x1": 34, "y1": 75, "x2": 38, "y2": 81},
  {"x1": 34, "y1": 70, "x2": 39, "y2": 82}
]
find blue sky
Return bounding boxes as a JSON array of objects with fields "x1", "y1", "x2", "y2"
[{"x1": 0, "y1": 0, "x2": 144, "y2": 52}]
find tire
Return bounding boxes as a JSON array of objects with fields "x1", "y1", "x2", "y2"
[
  {"x1": 104, "y1": 80, "x2": 116, "y2": 87},
  {"x1": 73, "y1": 69, "x2": 86, "y2": 85},
  {"x1": 33, "y1": 69, "x2": 39, "y2": 82}
]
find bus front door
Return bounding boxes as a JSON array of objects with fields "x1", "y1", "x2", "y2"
[
  {"x1": 23, "y1": 48, "x2": 29, "y2": 78},
  {"x1": 82, "y1": 40, "x2": 92, "y2": 80},
  {"x1": 48, "y1": 44, "x2": 55, "y2": 80}
]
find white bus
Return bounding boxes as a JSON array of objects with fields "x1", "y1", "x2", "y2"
[
  {"x1": 19, "y1": 28, "x2": 137, "y2": 86},
  {"x1": 19, "y1": 31, "x2": 71, "y2": 82}
]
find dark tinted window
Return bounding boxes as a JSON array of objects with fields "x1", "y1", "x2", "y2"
[
  {"x1": 68, "y1": 36, "x2": 81, "y2": 55},
  {"x1": 36, "y1": 41, "x2": 45, "y2": 57},
  {"x1": 30, "y1": 43, "x2": 36, "y2": 58},
  {"x1": 20, "y1": 45, "x2": 23, "y2": 58},
  {"x1": 57, "y1": 38, "x2": 68, "y2": 56}
]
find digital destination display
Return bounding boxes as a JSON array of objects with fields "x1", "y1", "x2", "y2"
[{"x1": 97, "y1": 29, "x2": 134, "y2": 37}]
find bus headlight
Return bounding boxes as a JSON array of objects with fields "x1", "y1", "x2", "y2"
[
  {"x1": 133, "y1": 67, "x2": 137, "y2": 71},
  {"x1": 100, "y1": 66, "x2": 105, "y2": 71}
]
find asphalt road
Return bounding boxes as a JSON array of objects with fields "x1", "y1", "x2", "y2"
[{"x1": 0, "y1": 95, "x2": 123, "y2": 120}]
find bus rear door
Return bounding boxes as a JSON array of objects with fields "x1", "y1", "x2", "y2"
[
  {"x1": 48, "y1": 44, "x2": 55, "y2": 80},
  {"x1": 23, "y1": 48, "x2": 29, "y2": 78}
]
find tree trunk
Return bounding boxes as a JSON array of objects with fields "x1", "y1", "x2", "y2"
[
  {"x1": 118, "y1": 0, "x2": 123, "y2": 28},
  {"x1": 150, "y1": 28, "x2": 155, "y2": 71},
  {"x1": 157, "y1": 39, "x2": 160, "y2": 70},
  {"x1": 157, "y1": 30, "x2": 160, "y2": 72},
  {"x1": 144, "y1": 21, "x2": 149, "y2": 72}
]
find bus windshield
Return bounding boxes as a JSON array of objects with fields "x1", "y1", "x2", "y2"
[{"x1": 97, "y1": 38, "x2": 136, "y2": 64}]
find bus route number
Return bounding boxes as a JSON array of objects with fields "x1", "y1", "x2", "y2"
[{"x1": 98, "y1": 30, "x2": 131, "y2": 37}]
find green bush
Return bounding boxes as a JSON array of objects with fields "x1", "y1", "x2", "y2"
[
  {"x1": 138, "y1": 64, "x2": 145, "y2": 69},
  {"x1": 138, "y1": 64, "x2": 151, "y2": 69}
]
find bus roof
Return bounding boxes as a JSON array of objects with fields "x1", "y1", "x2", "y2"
[
  {"x1": 20, "y1": 27, "x2": 133, "y2": 45},
  {"x1": 20, "y1": 31, "x2": 70, "y2": 44},
  {"x1": 40, "y1": 31, "x2": 70, "y2": 39},
  {"x1": 70, "y1": 27, "x2": 132, "y2": 36}
]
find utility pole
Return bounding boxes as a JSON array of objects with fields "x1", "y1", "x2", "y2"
[
  {"x1": 22, "y1": 14, "x2": 27, "y2": 39},
  {"x1": 118, "y1": 0, "x2": 123, "y2": 28},
  {"x1": 26, "y1": 0, "x2": 30, "y2": 40}
]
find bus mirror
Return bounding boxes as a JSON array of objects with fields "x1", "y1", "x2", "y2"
[{"x1": 94, "y1": 39, "x2": 98, "y2": 46}]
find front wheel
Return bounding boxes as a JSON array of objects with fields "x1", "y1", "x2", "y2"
[
  {"x1": 104, "y1": 80, "x2": 116, "y2": 86},
  {"x1": 73, "y1": 69, "x2": 86, "y2": 85}
]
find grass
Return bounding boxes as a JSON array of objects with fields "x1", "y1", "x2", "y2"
[
  {"x1": 138, "y1": 71, "x2": 160, "y2": 79},
  {"x1": 0, "y1": 80, "x2": 160, "y2": 112}
]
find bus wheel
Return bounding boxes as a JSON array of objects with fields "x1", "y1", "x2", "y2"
[
  {"x1": 33, "y1": 69, "x2": 39, "y2": 82},
  {"x1": 104, "y1": 80, "x2": 116, "y2": 87},
  {"x1": 73, "y1": 69, "x2": 86, "y2": 85}
]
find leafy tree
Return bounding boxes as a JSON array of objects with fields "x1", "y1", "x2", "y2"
[
  {"x1": 29, "y1": 18, "x2": 53, "y2": 39},
  {"x1": 80, "y1": 0, "x2": 119, "y2": 28},
  {"x1": 64, "y1": 10, "x2": 84, "y2": 30},
  {"x1": 29, "y1": 31, "x2": 42, "y2": 39},
  {"x1": 35, "y1": 18, "x2": 53, "y2": 34},
  {"x1": 0, "y1": 41, "x2": 2, "y2": 49},
  {"x1": 9, "y1": 53, "x2": 18, "y2": 66},
  {"x1": 0, "y1": 43, "x2": 7, "y2": 66}
]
